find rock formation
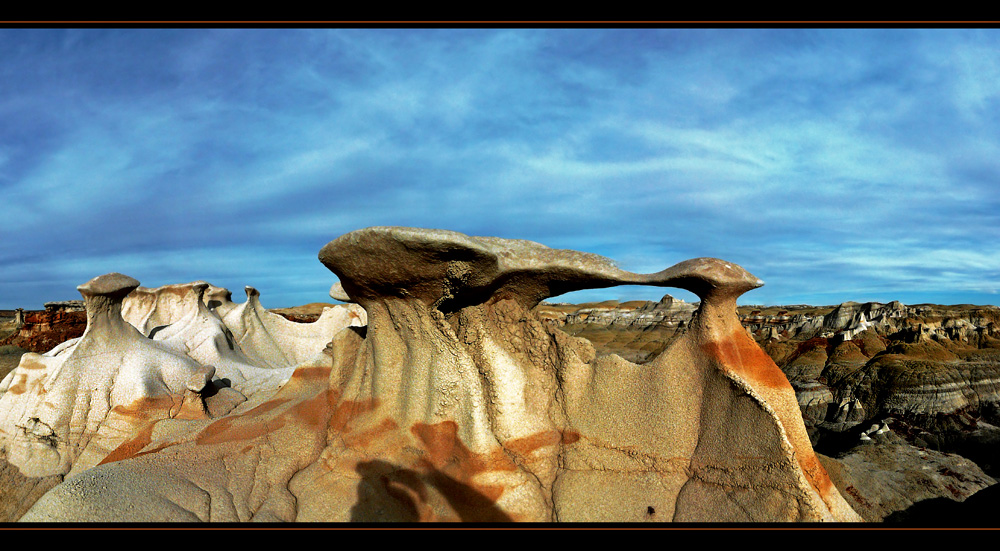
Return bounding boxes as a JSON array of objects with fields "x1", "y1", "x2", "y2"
[
  {"x1": 0, "y1": 274, "x2": 218, "y2": 480},
  {"x1": 560, "y1": 297, "x2": 1000, "y2": 461},
  {"x1": 3, "y1": 227, "x2": 860, "y2": 522},
  {"x1": 0, "y1": 303, "x2": 87, "y2": 354},
  {"x1": 0, "y1": 274, "x2": 365, "y2": 519},
  {"x1": 541, "y1": 295, "x2": 697, "y2": 364},
  {"x1": 735, "y1": 303, "x2": 1000, "y2": 467},
  {"x1": 310, "y1": 228, "x2": 857, "y2": 522},
  {"x1": 819, "y1": 421, "x2": 995, "y2": 523}
]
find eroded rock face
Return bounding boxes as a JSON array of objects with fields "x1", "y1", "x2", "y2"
[
  {"x1": 317, "y1": 229, "x2": 858, "y2": 521},
  {"x1": 0, "y1": 274, "x2": 215, "y2": 480},
  {"x1": 736, "y1": 301, "x2": 1000, "y2": 473},
  {"x1": 0, "y1": 274, "x2": 365, "y2": 506},
  {"x1": 0, "y1": 307, "x2": 86, "y2": 354},
  {"x1": 819, "y1": 426, "x2": 995, "y2": 522},
  {"x1": 13, "y1": 228, "x2": 860, "y2": 522}
]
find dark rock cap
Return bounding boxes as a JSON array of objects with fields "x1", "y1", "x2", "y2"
[
  {"x1": 319, "y1": 226, "x2": 764, "y2": 309},
  {"x1": 76, "y1": 273, "x2": 141, "y2": 299}
]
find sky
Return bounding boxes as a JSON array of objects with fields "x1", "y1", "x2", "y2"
[{"x1": 1, "y1": 27, "x2": 998, "y2": 309}]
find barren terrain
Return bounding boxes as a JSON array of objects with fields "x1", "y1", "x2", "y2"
[{"x1": 0, "y1": 228, "x2": 996, "y2": 524}]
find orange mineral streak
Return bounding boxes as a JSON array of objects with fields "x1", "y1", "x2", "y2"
[
  {"x1": 702, "y1": 330, "x2": 838, "y2": 505},
  {"x1": 241, "y1": 397, "x2": 291, "y2": 418},
  {"x1": 190, "y1": 364, "x2": 336, "y2": 447},
  {"x1": 110, "y1": 395, "x2": 178, "y2": 419},
  {"x1": 701, "y1": 329, "x2": 793, "y2": 390},
  {"x1": 97, "y1": 395, "x2": 209, "y2": 465},
  {"x1": 196, "y1": 407, "x2": 288, "y2": 446},
  {"x1": 798, "y1": 449, "x2": 834, "y2": 499},
  {"x1": 410, "y1": 421, "x2": 515, "y2": 502},
  {"x1": 410, "y1": 421, "x2": 515, "y2": 474},
  {"x1": 328, "y1": 398, "x2": 380, "y2": 433},
  {"x1": 506, "y1": 429, "x2": 576, "y2": 459},
  {"x1": 406, "y1": 423, "x2": 585, "y2": 511},
  {"x1": 288, "y1": 366, "x2": 332, "y2": 383},
  {"x1": 560, "y1": 431, "x2": 582, "y2": 445},
  {"x1": 326, "y1": 397, "x2": 397, "y2": 451},
  {"x1": 99, "y1": 422, "x2": 157, "y2": 465},
  {"x1": 288, "y1": 389, "x2": 331, "y2": 429},
  {"x1": 6, "y1": 374, "x2": 28, "y2": 395},
  {"x1": 5, "y1": 359, "x2": 52, "y2": 395},
  {"x1": 194, "y1": 375, "x2": 338, "y2": 447},
  {"x1": 341, "y1": 417, "x2": 399, "y2": 449},
  {"x1": 19, "y1": 359, "x2": 47, "y2": 370}
]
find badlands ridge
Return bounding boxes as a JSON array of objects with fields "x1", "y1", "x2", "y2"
[{"x1": 1, "y1": 226, "x2": 990, "y2": 523}]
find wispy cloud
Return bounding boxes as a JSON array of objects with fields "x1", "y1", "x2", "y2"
[{"x1": 2, "y1": 28, "x2": 999, "y2": 309}]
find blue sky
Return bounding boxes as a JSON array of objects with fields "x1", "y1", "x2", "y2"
[{"x1": 1, "y1": 27, "x2": 998, "y2": 309}]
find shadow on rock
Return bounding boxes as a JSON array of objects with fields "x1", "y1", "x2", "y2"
[
  {"x1": 350, "y1": 460, "x2": 512, "y2": 522},
  {"x1": 884, "y1": 484, "x2": 1000, "y2": 527}
]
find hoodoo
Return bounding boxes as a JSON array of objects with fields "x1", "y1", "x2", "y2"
[{"x1": 9, "y1": 228, "x2": 859, "y2": 522}]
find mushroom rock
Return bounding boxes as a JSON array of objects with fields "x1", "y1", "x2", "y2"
[
  {"x1": 10, "y1": 276, "x2": 367, "y2": 522},
  {"x1": 304, "y1": 227, "x2": 859, "y2": 522},
  {"x1": 119, "y1": 281, "x2": 361, "y2": 398},
  {"x1": 18, "y1": 229, "x2": 861, "y2": 523},
  {"x1": 0, "y1": 273, "x2": 216, "y2": 479}
]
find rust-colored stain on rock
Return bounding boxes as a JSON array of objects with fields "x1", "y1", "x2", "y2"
[
  {"x1": 6, "y1": 374, "x2": 28, "y2": 395},
  {"x1": 194, "y1": 385, "x2": 331, "y2": 447},
  {"x1": 99, "y1": 422, "x2": 157, "y2": 465},
  {"x1": 702, "y1": 330, "x2": 792, "y2": 390},
  {"x1": 288, "y1": 389, "x2": 330, "y2": 429},
  {"x1": 506, "y1": 429, "x2": 576, "y2": 458},
  {"x1": 241, "y1": 397, "x2": 291, "y2": 418},
  {"x1": 560, "y1": 430, "x2": 581, "y2": 445},
  {"x1": 288, "y1": 366, "x2": 332, "y2": 383},
  {"x1": 341, "y1": 416, "x2": 398, "y2": 449},
  {"x1": 798, "y1": 451, "x2": 835, "y2": 500},
  {"x1": 18, "y1": 359, "x2": 47, "y2": 371},
  {"x1": 703, "y1": 330, "x2": 838, "y2": 505},
  {"x1": 410, "y1": 421, "x2": 515, "y2": 503},
  {"x1": 196, "y1": 413, "x2": 288, "y2": 446},
  {"x1": 111, "y1": 395, "x2": 177, "y2": 419},
  {"x1": 5, "y1": 360, "x2": 51, "y2": 395},
  {"x1": 328, "y1": 398, "x2": 379, "y2": 433}
]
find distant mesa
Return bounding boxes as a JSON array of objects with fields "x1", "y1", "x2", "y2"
[
  {"x1": 42, "y1": 301, "x2": 84, "y2": 313},
  {"x1": 2, "y1": 226, "x2": 860, "y2": 522}
]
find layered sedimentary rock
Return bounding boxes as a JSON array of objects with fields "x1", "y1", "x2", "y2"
[
  {"x1": 0, "y1": 304, "x2": 86, "y2": 354},
  {"x1": 728, "y1": 301, "x2": 1000, "y2": 514},
  {"x1": 558, "y1": 294, "x2": 697, "y2": 329},
  {"x1": 819, "y1": 422, "x2": 995, "y2": 522},
  {"x1": 13, "y1": 227, "x2": 859, "y2": 523},
  {"x1": 747, "y1": 306, "x2": 1000, "y2": 433},
  {"x1": 540, "y1": 295, "x2": 697, "y2": 364}
]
